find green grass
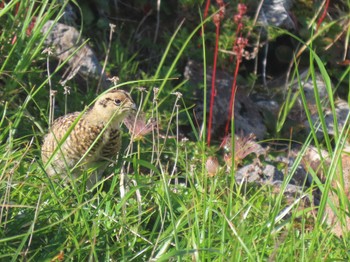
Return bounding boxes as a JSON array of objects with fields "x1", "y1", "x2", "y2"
[{"x1": 1, "y1": 0, "x2": 350, "y2": 261}]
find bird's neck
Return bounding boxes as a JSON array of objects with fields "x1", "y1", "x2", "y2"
[{"x1": 84, "y1": 110, "x2": 122, "y2": 129}]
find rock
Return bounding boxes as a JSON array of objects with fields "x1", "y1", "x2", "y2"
[
  {"x1": 41, "y1": 20, "x2": 109, "y2": 89},
  {"x1": 300, "y1": 144, "x2": 350, "y2": 236},
  {"x1": 258, "y1": 0, "x2": 295, "y2": 29},
  {"x1": 274, "y1": 155, "x2": 311, "y2": 186},
  {"x1": 184, "y1": 60, "x2": 267, "y2": 140},
  {"x1": 281, "y1": 70, "x2": 349, "y2": 138},
  {"x1": 324, "y1": 149, "x2": 350, "y2": 237},
  {"x1": 235, "y1": 163, "x2": 284, "y2": 184},
  {"x1": 308, "y1": 98, "x2": 350, "y2": 137}
]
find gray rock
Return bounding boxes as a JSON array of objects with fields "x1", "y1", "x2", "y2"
[
  {"x1": 235, "y1": 163, "x2": 284, "y2": 184},
  {"x1": 259, "y1": 0, "x2": 295, "y2": 29},
  {"x1": 184, "y1": 60, "x2": 267, "y2": 139},
  {"x1": 41, "y1": 20, "x2": 109, "y2": 88}
]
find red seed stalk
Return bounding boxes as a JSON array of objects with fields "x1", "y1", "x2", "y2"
[
  {"x1": 316, "y1": 0, "x2": 329, "y2": 32},
  {"x1": 199, "y1": 0, "x2": 211, "y2": 39},
  {"x1": 207, "y1": 0, "x2": 225, "y2": 145},
  {"x1": 225, "y1": 4, "x2": 248, "y2": 137},
  {"x1": 225, "y1": 37, "x2": 248, "y2": 136},
  {"x1": 203, "y1": 0, "x2": 211, "y2": 20},
  {"x1": 207, "y1": 13, "x2": 221, "y2": 146},
  {"x1": 10, "y1": 2, "x2": 36, "y2": 45}
]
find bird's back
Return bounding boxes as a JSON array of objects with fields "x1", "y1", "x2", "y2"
[
  {"x1": 41, "y1": 112, "x2": 81, "y2": 165},
  {"x1": 41, "y1": 111, "x2": 122, "y2": 180}
]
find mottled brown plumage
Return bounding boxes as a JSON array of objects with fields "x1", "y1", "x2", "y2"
[{"x1": 41, "y1": 89, "x2": 136, "y2": 186}]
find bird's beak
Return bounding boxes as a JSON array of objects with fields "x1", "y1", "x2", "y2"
[{"x1": 131, "y1": 102, "x2": 137, "y2": 111}]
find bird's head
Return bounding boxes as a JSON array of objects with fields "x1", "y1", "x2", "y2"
[{"x1": 90, "y1": 89, "x2": 137, "y2": 125}]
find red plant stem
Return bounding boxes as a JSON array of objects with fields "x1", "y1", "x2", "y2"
[
  {"x1": 316, "y1": 0, "x2": 329, "y2": 32},
  {"x1": 10, "y1": 2, "x2": 36, "y2": 45},
  {"x1": 225, "y1": 54, "x2": 241, "y2": 136},
  {"x1": 207, "y1": 22, "x2": 220, "y2": 146},
  {"x1": 230, "y1": 25, "x2": 242, "y2": 61},
  {"x1": 225, "y1": 3, "x2": 247, "y2": 137},
  {"x1": 199, "y1": 0, "x2": 212, "y2": 38},
  {"x1": 203, "y1": 0, "x2": 211, "y2": 19}
]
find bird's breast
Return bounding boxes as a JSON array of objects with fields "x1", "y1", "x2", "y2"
[{"x1": 100, "y1": 128, "x2": 122, "y2": 159}]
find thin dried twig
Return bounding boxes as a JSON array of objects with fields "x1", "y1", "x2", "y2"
[
  {"x1": 43, "y1": 47, "x2": 55, "y2": 127},
  {"x1": 23, "y1": 189, "x2": 43, "y2": 258},
  {"x1": 153, "y1": 0, "x2": 161, "y2": 43},
  {"x1": 96, "y1": 23, "x2": 116, "y2": 93}
]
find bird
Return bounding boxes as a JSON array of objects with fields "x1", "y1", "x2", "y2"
[{"x1": 41, "y1": 89, "x2": 137, "y2": 187}]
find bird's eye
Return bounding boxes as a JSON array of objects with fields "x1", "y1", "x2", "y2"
[{"x1": 114, "y1": 99, "x2": 122, "y2": 105}]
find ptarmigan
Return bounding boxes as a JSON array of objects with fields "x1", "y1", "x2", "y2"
[{"x1": 41, "y1": 89, "x2": 136, "y2": 187}]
